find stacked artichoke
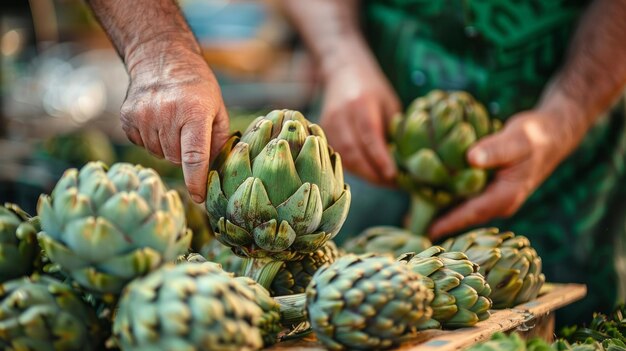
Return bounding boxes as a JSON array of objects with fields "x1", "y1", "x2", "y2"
[
  {"x1": 270, "y1": 240, "x2": 340, "y2": 296},
  {"x1": 389, "y1": 90, "x2": 501, "y2": 234},
  {"x1": 0, "y1": 204, "x2": 40, "y2": 283},
  {"x1": 201, "y1": 237, "x2": 244, "y2": 274},
  {"x1": 0, "y1": 275, "x2": 102, "y2": 351},
  {"x1": 0, "y1": 102, "x2": 558, "y2": 350},
  {"x1": 176, "y1": 186, "x2": 214, "y2": 257},
  {"x1": 205, "y1": 109, "x2": 351, "y2": 286},
  {"x1": 41, "y1": 129, "x2": 116, "y2": 167},
  {"x1": 344, "y1": 226, "x2": 431, "y2": 257},
  {"x1": 398, "y1": 246, "x2": 492, "y2": 329},
  {"x1": 113, "y1": 262, "x2": 282, "y2": 350},
  {"x1": 441, "y1": 228, "x2": 545, "y2": 308},
  {"x1": 37, "y1": 162, "x2": 192, "y2": 294},
  {"x1": 307, "y1": 254, "x2": 433, "y2": 350}
]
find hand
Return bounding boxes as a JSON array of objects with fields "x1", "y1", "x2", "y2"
[
  {"x1": 121, "y1": 42, "x2": 229, "y2": 203},
  {"x1": 429, "y1": 103, "x2": 589, "y2": 240},
  {"x1": 319, "y1": 57, "x2": 401, "y2": 185}
]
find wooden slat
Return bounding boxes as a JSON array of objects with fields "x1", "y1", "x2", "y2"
[{"x1": 267, "y1": 283, "x2": 587, "y2": 351}]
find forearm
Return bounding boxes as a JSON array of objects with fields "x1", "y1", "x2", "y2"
[
  {"x1": 86, "y1": 0, "x2": 202, "y2": 77},
  {"x1": 539, "y1": 0, "x2": 626, "y2": 139},
  {"x1": 282, "y1": 0, "x2": 375, "y2": 80}
]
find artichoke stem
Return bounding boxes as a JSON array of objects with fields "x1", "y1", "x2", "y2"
[
  {"x1": 274, "y1": 293, "x2": 308, "y2": 325},
  {"x1": 407, "y1": 193, "x2": 438, "y2": 236},
  {"x1": 242, "y1": 257, "x2": 284, "y2": 289}
]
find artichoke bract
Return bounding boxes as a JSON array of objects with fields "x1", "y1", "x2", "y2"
[
  {"x1": 398, "y1": 246, "x2": 492, "y2": 329},
  {"x1": 441, "y1": 228, "x2": 545, "y2": 308},
  {"x1": 176, "y1": 186, "x2": 214, "y2": 256},
  {"x1": 37, "y1": 162, "x2": 192, "y2": 294},
  {"x1": 113, "y1": 262, "x2": 277, "y2": 351},
  {"x1": 344, "y1": 226, "x2": 431, "y2": 257},
  {"x1": 307, "y1": 254, "x2": 433, "y2": 350},
  {"x1": 0, "y1": 204, "x2": 40, "y2": 283},
  {"x1": 270, "y1": 240, "x2": 340, "y2": 296},
  {"x1": 235, "y1": 276, "x2": 284, "y2": 345},
  {"x1": 205, "y1": 110, "x2": 351, "y2": 286},
  {"x1": 202, "y1": 238, "x2": 245, "y2": 274},
  {"x1": 0, "y1": 275, "x2": 102, "y2": 351},
  {"x1": 389, "y1": 90, "x2": 501, "y2": 235}
]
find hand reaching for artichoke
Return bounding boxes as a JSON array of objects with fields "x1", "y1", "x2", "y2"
[
  {"x1": 429, "y1": 101, "x2": 589, "y2": 239},
  {"x1": 320, "y1": 56, "x2": 401, "y2": 185},
  {"x1": 86, "y1": 0, "x2": 230, "y2": 204},
  {"x1": 122, "y1": 43, "x2": 230, "y2": 204}
]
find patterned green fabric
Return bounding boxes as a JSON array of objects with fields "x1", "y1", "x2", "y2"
[{"x1": 345, "y1": 0, "x2": 626, "y2": 325}]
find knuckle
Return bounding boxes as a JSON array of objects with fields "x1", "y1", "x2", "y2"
[
  {"x1": 346, "y1": 94, "x2": 367, "y2": 107},
  {"x1": 119, "y1": 107, "x2": 135, "y2": 127},
  {"x1": 165, "y1": 155, "x2": 182, "y2": 165},
  {"x1": 182, "y1": 149, "x2": 208, "y2": 167},
  {"x1": 180, "y1": 103, "x2": 211, "y2": 121}
]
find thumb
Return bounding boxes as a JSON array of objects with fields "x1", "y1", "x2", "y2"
[{"x1": 467, "y1": 122, "x2": 531, "y2": 169}]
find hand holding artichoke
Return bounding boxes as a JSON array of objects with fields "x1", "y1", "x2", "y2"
[{"x1": 389, "y1": 90, "x2": 501, "y2": 235}]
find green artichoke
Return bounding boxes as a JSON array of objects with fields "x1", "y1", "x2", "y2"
[
  {"x1": 0, "y1": 204, "x2": 40, "y2": 283},
  {"x1": 235, "y1": 276, "x2": 284, "y2": 345},
  {"x1": 176, "y1": 186, "x2": 214, "y2": 256},
  {"x1": 202, "y1": 238, "x2": 244, "y2": 274},
  {"x1": 205, "y1": 110, "x2": 351, "y2": 261},
  {"x1": 389, "y1": 90, "x2": 501, "y2": 235},
  {"x1": 41, "y1": 129, "x2": 116, "y2": 166},
  {"x1": 307, "y1": 254, "x2": 433, "y2": 350},
  {"x1": 0, "y1": 275, "x2": 102, "y2": 351},
  {"x1": 37, "y1": 162, "x2": 192, "y2": 294},
  {"x1": 441, "y1": 228, "x2": 545, "y2": 308},
  {"x1": 270, "y1": 240, "x2": 340, "y2": 296},
  {"x1": 113, "y1": 262, "x2": 280, "y2": 350},
  {"x1": 344, "y1": 226, "x2": 431, "y2": 257},
  {"x1": 398, "y1": 246, "x2": 492, "y2": 329},
  {"x1": 175, "y1": 252, "x2": 208, "y2": 264}
]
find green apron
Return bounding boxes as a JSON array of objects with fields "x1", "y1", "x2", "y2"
[{"x1": 339, "y1": 0, "x2": 626, "y2": 325}]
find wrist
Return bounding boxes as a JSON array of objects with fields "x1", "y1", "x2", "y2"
[
  {"x1": 125, "y1": 35, "x2": 204, "y2": 79},
  {"x1": 536, "y1": 86, "x2": 591, "y2": 153},
  {"x1": 318, "y1": 35, "x2": 380, "y2": 83}
]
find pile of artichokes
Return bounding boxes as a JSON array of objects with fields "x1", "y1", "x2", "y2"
[{"x1": 0, "y1": 105, "x2": 553, "y2": 351}]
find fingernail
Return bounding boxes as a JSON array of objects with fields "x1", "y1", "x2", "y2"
[
  {"x1": 470, "y1": 149, "x2": 488, "y2": 166},
  {"x1": 192, "y1": 194, "x2": 203, "y2": 203}
]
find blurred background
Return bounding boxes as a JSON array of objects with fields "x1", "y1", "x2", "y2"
[{"x1": 0, "y1": 0, "x2": 319, "y2": 213}]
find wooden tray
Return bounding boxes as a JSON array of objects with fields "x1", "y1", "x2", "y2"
[{"x1": 268, "y1": 283, "x2": 587, "y2": 351}]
